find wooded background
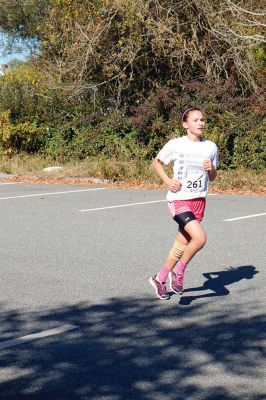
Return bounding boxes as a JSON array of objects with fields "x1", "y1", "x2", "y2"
[{"x1": 0, "y1": 0, "x2": 265, "y2": 171}]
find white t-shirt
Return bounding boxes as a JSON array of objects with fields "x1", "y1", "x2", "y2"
[{"x1": 157, "y1": 135, "x2": 218, "y2": 201}]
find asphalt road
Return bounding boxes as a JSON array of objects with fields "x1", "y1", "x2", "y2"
[{"x1": 0, "y1": 182, "x2": 265, "y2": 400}]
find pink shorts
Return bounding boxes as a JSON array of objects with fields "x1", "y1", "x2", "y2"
[{"x1": 168, "y1": 198, "x2": 206, "y2": 222}]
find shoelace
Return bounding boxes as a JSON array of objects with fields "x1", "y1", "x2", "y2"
[
  {"x1": 173, "y1": 272, "x2": 183, "y2": 286},
  {"x1": 159, "y1": 281, "x2": 168, "y2": 294}
]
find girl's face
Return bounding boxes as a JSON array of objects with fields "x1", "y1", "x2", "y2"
[{"x1": 182, "y1": 110, "x2": 206, "y2": 138}]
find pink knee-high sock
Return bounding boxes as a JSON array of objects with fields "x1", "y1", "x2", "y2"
[
  {"x1": 173, "y1": 260, "x2": 187, "y2": 275},
  {"x1": 156, "y1": 265, "x2": 171, "y2": 283}
]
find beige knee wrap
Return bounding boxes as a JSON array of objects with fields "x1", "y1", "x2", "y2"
[{"x1": 169, "y1": 240, "x2": 186, "y2": 261}]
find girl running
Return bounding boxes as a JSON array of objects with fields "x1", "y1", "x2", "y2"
[{"x1": 149, "y1": 108, "x2": 218, "y2": 300}]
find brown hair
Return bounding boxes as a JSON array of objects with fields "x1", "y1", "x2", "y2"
[{"x1": 181, "y1": 108, "x2": 203, "y2": 123}]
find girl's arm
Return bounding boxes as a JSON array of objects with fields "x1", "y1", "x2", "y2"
[
  {"x1": 203, "y1": 160, "x2": 217, "y2": 181},
  {"x1": 152, "y1": 158, "x2": 181, "y2": 192}
]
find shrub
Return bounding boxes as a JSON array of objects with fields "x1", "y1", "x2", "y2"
[
  {"x1": 231, "y1": 119, "x2": 266, "y2": 171},
  {"x1": 87, "y1": 112, "x2": 146, "y2": 160},
  {"x1": 0, "y1": 64, "x2": 47, "y2": 122},
  {"x1": 0, "y1": 110, "x2": 44, "y2": 153}
]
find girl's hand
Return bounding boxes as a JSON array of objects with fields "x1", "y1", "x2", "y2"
[
  {"x1": 203, "y1": 159, "x2": 217, "y2": 181},
  {"x1": 166, "y1": 178, "x2": 181, "y2": 192},
  {"x1": 203, "y1": 159, "x2": 213, "y2": 171}
]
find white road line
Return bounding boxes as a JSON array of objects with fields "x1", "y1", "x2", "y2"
[
  {"x1": 80, "y1": 199, "x2": 167, "y2": 212},
  {"x1": 0, "y1": 187, "x2": 108, "y2": 201},
  {"x1": 224, "y1": 212, "x2": 266, "y2": 222},
  {"x1": 0, "y1": 182, "x2": 18, "y2": 186},
  {"x1": 0, "y1": 324, "x2": 79, "y2": 350},
  {"x1": 79, "y1": 193, "x2": 217, "y2": 213}
]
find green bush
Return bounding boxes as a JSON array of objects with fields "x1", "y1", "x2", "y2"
[
  {"x1": 0, "y1": 66, "x2": 265, "y2": 173},
  {"x1": 0, "y1": 64, "x2": 49, "y2": 123},
  {"x1": 231, "y1": 120, "x2": 266, "y2": 171},
  {"x1": 0, "y1": 110, "x2": 44, "y2": 153}
]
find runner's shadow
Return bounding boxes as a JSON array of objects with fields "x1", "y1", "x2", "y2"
[{"x1": 179, "y1": 265, "x2": 258, "y2": 305}]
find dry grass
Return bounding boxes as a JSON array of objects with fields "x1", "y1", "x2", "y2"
[
  {"x1": 209, "y1": 169, "x2": 266, "y2": 194},
  {"x1": 0, "y1": 154, "x2": 265, "y2": 194},
  {"x1": 0, "y1": 154, "x2": 54, "y2": 175}
]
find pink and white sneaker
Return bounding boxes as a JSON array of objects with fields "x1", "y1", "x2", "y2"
[
  {"x1": 169, "y1": 271, "x2": 184, "y2": 294},
  {"x1": 149, "y1": 275, "x2": 170, "y2": 300}
]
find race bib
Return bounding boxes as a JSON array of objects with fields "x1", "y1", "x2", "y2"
[{"x1": 182, "y1": 174, "x2": 207, "y2": 193}]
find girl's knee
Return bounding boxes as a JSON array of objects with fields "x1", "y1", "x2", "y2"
[
  {"x1": 184, "y1": 221, "x2": 207, "y2": 249},
  {"x1": 195, "y1": 234, "x2": 207, "y2": 249}
]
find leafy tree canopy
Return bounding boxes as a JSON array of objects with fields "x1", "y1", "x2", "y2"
[{"x1": 0, "y1": 0, "x2": 265, "y2": 105}]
